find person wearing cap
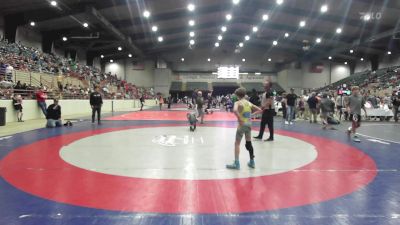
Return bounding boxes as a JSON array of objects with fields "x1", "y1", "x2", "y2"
[
  {"x1": 285, "y1": 88, "x2": 298, "y2": 125},
  {"x1": 46, "y1": 99, "x2": 62, "y2": 128}
]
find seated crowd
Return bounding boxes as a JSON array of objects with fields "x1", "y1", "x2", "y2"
[{"x1": 0, "y1": 39, "x2": 155, "y2": 100}]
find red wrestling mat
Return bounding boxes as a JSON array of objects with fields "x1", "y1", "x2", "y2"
[{"x1": 105, "y1": 111, "x2": 239, "y2": 121}]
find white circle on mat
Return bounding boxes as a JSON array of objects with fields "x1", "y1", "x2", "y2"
[{"x1": 60, "y1": 127, "x2": 317, "y2": 180}]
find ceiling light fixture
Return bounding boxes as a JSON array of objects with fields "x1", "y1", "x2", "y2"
[
  {"x1": 316, "y1": 38, "x2": 322, "y2": 43},
  {"x1": 360, "y1": 58, "x2": 364, "y2": 61},
  {"x1": 245, "y1": 35, "x2": 250, "y2": 41},
  {"x1": 62, "y1": 37, "x2": 67, "y2": 41},
  {"x1": 128, "y1": 54, "x2": 132, "y2": 58},
  {"x1": 276, "y1": 0, "x2": 284, "y2": 5},
  {"x1": 268, "y1": 58, "x2": 272, "y2": 62},
  {"x1": 239, "y1": 42, "x2": 244, "y2": 47},
  {"x1": 158, "y1": 36, "x2": 164, "y2": 42},
  {"x1": 118, "y1": 46, "x2": 122, "y2": 51},
  {"x1": 50, "y1": 1, "x2": 57, "y2": 6},
  {"x1": 226, "y1": 14, "x2": 232, "y2": 21},
  {"x1": 188, "y1": 20, "x2": 195, "y2": 26},
  {"x1": 190, "y1": 39, "x2": 195, "y2": 45},
  {"x1": 110, "y1": 59, "x2": 114, "y2": 63},
  {"x1": 328, "y1": 56, "x2": 332, "y2": 60},
  {"x1": 83, "y1": 22, "x2": 89, "y2": 28},
  {"x1": 262, "y1": 14, "x2": 269, "y2": 21},
  {"x1": 30, "y1": 21, "x2": 36, "y2": 26},
  {"x1": 252, "y1": 26, "x2": 258, "y2": 32},
  {"x1": 143, "y1": 10, "x2": 151, "y2": 18},
  {"x1": 100, "y1": 55, "x2": 104, "y2": 59},
  {"x1": 299, "y1": 20, "x2": 306, "y2": 27},
  {"x1": 189, "y1": 31, "x2": 195, "y2": 37},
  {"x1": 242, "y1": 58, "x2": 246, "y2": 62},
  {"x1": 273, "y1": 40, "x2": 278, "y2": 46},
  {"x1": 363, "y1": 14, "x2": 371, "y2": 21},
  {"x1": 151, "y1": 25, "x2": 158, "y2": 32},
  {"x1": 181, "y1": 58, "x2": 185, "y2": 62},
  {"x1": 336, "y1": 28, "x2": 342, "y2": 34},
  {"x1": 284, "y1": 32, "x2": 289, "y2": 38},
  {"x1": 187, "y1": 3, "x2": 195, "y2": 11},
  {"x1": 232, "y1": 0, "x2": 240, "y2": 5},
  {"x1": 208, "y1": 58, "x2": 211, "y2": 62},
  {"x1": 350, "y1": 49, "x2": 354, "y2": 53},
  {"x1": 320, "y1": 4, "x2": 328, "y2": 13},
  {"x1": 344, "y1": 61, "x2": 348, "y2": 65},
  {"x1": 388, "y1": 51, "x2": 392, "y2": 55},
  {"x1": 215, "y1": 42, "x2": 220, "y2": 47},
  {"x1": 221, "y1": 26, "x2": 227, "y2": 32},
  {"x1": 218, "y1": 35, "x2": 223, "y2": 40}
]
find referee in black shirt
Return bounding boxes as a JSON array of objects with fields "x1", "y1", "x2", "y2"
[
  {"x1": 90, "y1": 86, "x2": 103, "y2": 124},
  {"x1": 254, "y1": 81, "x2": 275, "y2": 141}
]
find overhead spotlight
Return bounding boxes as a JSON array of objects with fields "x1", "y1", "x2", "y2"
[
  {"x1": 143, "y1": 10, "x2": 151, "y2": 18},
  {"x1": 207, "y1": 58, "x2": 211, "y2": 62},
  {"x1": 151, "y1": 25, "x2": 158, "y2": 32},
  {"x1": 30, "y1": 21, "x2": 36, "y2": 27},
  {"x1": 187, "y1": 3, "x2": 195, "y2": 11},
  {"x1": 100, "y1": 55, "x2": 104, "y2": 59},
  {"x1": 221, "y1": 26, "x2": 227, "y2": 32},
  {"x1": 245, "y1": 35, "x2": 250, "y2": 41},
  {"x1": 232, "y1": 0, "x2": 240, "y2": 5},
  {"x1": 336, "y1": 28, "x2": 342, "y2": 34},
  {"x1": 128, "y1": 54, "x2": 133, "y2": 58},
  {"x1": 62, "y1": 37, "x2": 68, "y2": 41},
  {"x1": 350, "y1": 49, "x2": 354, "y2": 53},
  {"x1": 276, "y1": 0, "x2": 284, "y2": 5},
  {"x1": 181, "y1": 58, "x2": 185, "y2": 62},
  {"x1": 262, "y1": 14, "x2": 269, "y2": 21},
  {"x1": 158, "y1": 36, "x2": 164, "y2": 42},
  {"x1": 215, "y1": 42, "x2": 220, "y2": 47},
  {"x1": 83, "y1": 22, "x2": 89, "y2": 28},
  {"x1": 218, "y1": 35, "x2": 223, "y2": 40},
  {"x1": 242, "y1": 58, "x2": 246, "y2": 62},
  {"x1": 50, "y1": 1, "x2": 57, "y2": 6},
  {"x1": 188, "y1": 20, "x2": 195, "y2": 26},
  {"x1": 363, "y1": 14, "x2": 371, "y2": 21},
  {"x1": 268, "y1": 58, "x2": 272, "y2": 62},
  {"x1": 360, "y1": 58, "x2": 364, "y2": 61},
  {"x1": 284, "y1": 32, "x2": 289, "y2": 38},
  {"x1": 252, "y1": 26, "x2": 258, "y2": 32},
  {"x1": 189, "y1": 31, "x2": 195, "y2": 37},
  {"x1": 226, "y1": 14, "x2": 232, "y2": 21},
  {"x1": 118, "y1": 46, "x2": 122, "y2": 51},
  {"x1": 344, "y1": 61, "x2": 348, "y2": 65},
  {"x1": 190, "y1": 39, "x2": 195, "y2": 45},
  {"x1": 328, "y1": 56, "x2": 332, "y2": 60},
  {"x1": 320, "y1": 4, "x2": 328, "y2": 13},
  {"x1": 239, "y1": 42, "x2": 244, "y2": 47},
  {"x1": 316, "y1": 38, "x2": 322, "y2": 43},
  {"x1": 388, "y1": 51, "x2": 392, "y2": 55},
  {"x1": 299, "y1": 20, "x2": 306, "y2": 27},
  {"x1": 110, "y1": 59, "x2": 114, "y2": 63},
  {"x1": 273, "y1": 40, "x2": 278, "y2": 46}
]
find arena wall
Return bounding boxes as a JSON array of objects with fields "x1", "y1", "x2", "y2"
[{"x1": 0, "y1": 99, "x2": 157, "y2": 123}]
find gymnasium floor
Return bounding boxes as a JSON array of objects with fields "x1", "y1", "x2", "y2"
[{"x1": 0, "y1": 105, "x2": 399, "y2": 225}]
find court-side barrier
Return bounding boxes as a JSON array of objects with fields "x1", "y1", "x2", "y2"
[{"x1": 0, "y1": 99, "x2": 157, "y2": 123}]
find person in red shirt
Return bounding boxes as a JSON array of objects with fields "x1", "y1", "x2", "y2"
[{"x1": 36, "y1": 87, "x2": 48, "y2": 116}]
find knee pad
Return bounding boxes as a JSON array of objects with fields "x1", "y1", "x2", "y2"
[{"x1": 245, "y1": 141, "x2": 253, "y2": 150}]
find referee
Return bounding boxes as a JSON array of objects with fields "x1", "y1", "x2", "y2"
[{"x1": 254, "y1": 81, "x2": 275, "y2": 141}]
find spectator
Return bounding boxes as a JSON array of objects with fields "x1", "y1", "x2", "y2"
[
  {"x1": 12, "y1": 94, "x2": 24, "y2": 122},
  {"x1": 90, "y1": 86, "x2": 103, "y2": 124},
  {"x1": 46, "y1": 99, "x2": 62, "y2": 128},
  {"x1": 285, "y1": 88, "x2": 298, "y2": 125},
  {"x1": 35, "y1": 87, "x2": 47, "y2": 116},
  {"x1": 307, "y1": 92, "x2": 319, "y2": 123},
  {"x1": 392, "y1": 91, "x2": 400, "y2": 122}
]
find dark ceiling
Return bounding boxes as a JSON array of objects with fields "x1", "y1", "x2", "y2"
[{"x1": 1, "y1": 0, "x2": 400, "y2": 65}]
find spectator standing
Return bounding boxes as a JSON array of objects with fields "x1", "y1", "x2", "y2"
[
  {"x1": 12, "y1": 94, "x2": 23, "y2": 122},
  {"x1": 35, "y1": 87, "x2": 47, "y2": 116},
  {"x1": 307, "y1": 92, "x2": 319, "y2": 123},
  {"x1": 196, "y1": 91, "x2": 205, "y2": 124},
  {"x1": 319, "y1": 93, "x2": 335, "y2": 130},
  {"x1": 285, "y1": 88, "x2": 298, "y2": 125},
  {"x1": 140, "y1": 95, "x2": 145, "y2": 111},
  {"x1": 46, "y1": 99, "x2": 62, "y2": 128},
  {"x1": 346, "y1": 86, "x2": 367, "y2": 142},
  {"x1": 90, "y1": 86, "x2": 103, "y2": 124},
  {"x1": 392, "y1": 91, "x2": 400, "y2": 122}
]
